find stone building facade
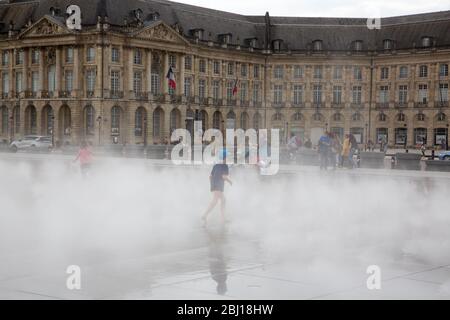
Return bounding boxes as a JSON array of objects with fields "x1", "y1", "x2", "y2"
[{"x1": 0, "y1": 0, "x2": 449, "y2": 147}]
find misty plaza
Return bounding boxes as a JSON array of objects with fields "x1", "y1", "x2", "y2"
[{"x1": 0, "y1": 0, "x2": 449, "y2": 303}]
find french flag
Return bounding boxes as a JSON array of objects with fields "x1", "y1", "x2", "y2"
[
  {"x1": 232, "y1": 78, "x2": 239, "y2": 96},
  {"x1": 166, "y1": 67, "x2": 176, "y2": 90}
]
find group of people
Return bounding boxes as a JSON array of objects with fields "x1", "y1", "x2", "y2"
[{"x1": 318, "y1": 132, "x2": 359, "y2": 170}]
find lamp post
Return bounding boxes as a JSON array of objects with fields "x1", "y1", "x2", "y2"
[
  {"x1": 9, "y1": 115, "x2": 13, "y2": 144},
  {"x1": 51, "y1": 115, "x2": 55, "y2": 148},
  {"x1": 96, "y1": 116, "x2": 102, "y2": 145},
  {"x1": 143, "y1": 115, "x2": 148, "y2": 148},
  {"x1": 365, "y1": 123, "x2": 368, "y2": 150}
]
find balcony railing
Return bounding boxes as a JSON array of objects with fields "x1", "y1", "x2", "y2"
[
  {"x1": 212, "y1": 98, "x2": 223, "y2": 107},
  {"x1": 240, "y1": 100, "x2": 250, "y2": 107},
  {"x1": 136, "y1": 92, "x2": 148, "y2": 101},
  {"x1": 86, "y1": 91, "x2": 95, "y2": 98},
  {"x1": 25, "y1": 90, "x2": 36, "y2": 98},
  {"x1": 171, "y1": 94, "x2": 182, "y2": 104},
  {"x1": 59, "y1": 91, "x2": 71, "y2": 98},
  {"x1": 331, "y1": 103, "x2": 344, "y2": 109},
  {"x1": 253, "y1": 101, "x2": 263, "y2": 108},
  {"x1": 199, "y1": 97, "x2": 208, "y2": 105},
  {"x1": 1, "y1": 92, "x2": 8, "y2": 99},
  {"x1": 226, "y1": 99, "x2": 237, "y2": 106},
  {"x1": 395, "y1": 102, "x2": 408, "y2": 108},
  {"x1": 414, "y1": 102, "x2": 427, "y2": 108},
  {"x1": 351, "y1": 103, "x2": 363, "y2": 109},
  {"x1": 313, "y1": 102, "x2": 325, "y2": 108},
  {"x1": 41, "y1": 90, "x2": 53, "y2": 98},
  {"x1": 110, "y1": 90, "x2": 124, "y2": 99},
  {"x1": 376, "y1": 102, "x2": 389, "y2": 109},
  {"x1": 272, "y1": 102, "x2": 286, "y2": 108},
  {"x1": 437, "y1": 101, "x2": 449, "y2": 108}
]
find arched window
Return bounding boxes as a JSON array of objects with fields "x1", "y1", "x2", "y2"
[
  {"x1": 253, "y1": 113, "x2": 262, "y2": 130},
  {"x1": 213, "y1": 111, "x2": 222, "y2": 130},
  {"x1": 352, "y1": 113, "x2": 362, "y2": 121},
  {"x1": 1, "y1": 106, "x2": 8, "y2": 135},
  {"x1": 169, "y1": 108, "x2": 180, "y2": 134},
  {"x1": 313, "y1": 113, "x2": 323, "y2": 121},
  {"x1": 378, "y1": 113, "x2": 387, "y2": 122},
  {"x1": 13, "y1": 105, "x2": 20, "y2": 134},
  {"x1": 84, "y1": 105, "x2": 95, "y2": 136},
  {"x1": 25, "y1": 105, "x2": 37, "y2": 135},
  {"x1": 416, "y1": 113, "x2": 425, "y2": 122},
  {"x1": 153, "y1": 108, "x2": 163, "y2": 140},
  {"x1": 292, "y1": 112, "x2": 303, "y2": 122},
  {"x1": 353, "y1": 40, "x2": 363, "y2": 51},
  {"x1": 272, "y1": 113, "x2": 282, "y2": 121},
  {"x1": 41, "y1": 105, "x2": 54, "y2": 136},
  {"x1": 240, "y1": 112, "x2": 249, "y2": 130},
  {"x1": 111, "y1": 106, "x2": 121, "y2": 135},
  {"x1": 313, "y1": 40, "x2": 323, "y2": 51},
  {"x1": 135, "y1": 107, "x2": 146, "y2": 137},
  {"x1": 383, "y1": 39, "x2": 393, "y2": 50}
]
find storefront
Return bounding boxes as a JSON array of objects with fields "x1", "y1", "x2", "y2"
[
  {"x1": 414, "y1": 128, "x2": 427, "y2": 145},
  {"x1": 350, "y1": 127, "x2": 364, "y2": 144},
  {"x1": 376, "y1": 128, "x2": 388, "y2": 144},
  {"x1": 395, "y1": 128, "x2": 407, "y2": 145},
  {"x1": 434, "y1": 128, "x2": 448, "y2": 147},
  {"x1": 330, "y1": 127, "x2": 344, "y2": 141}
]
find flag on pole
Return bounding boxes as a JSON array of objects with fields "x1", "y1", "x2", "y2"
[
  {"x1": 166, "y1": 66, "x2": 176, "y2": 90},
  {"x1": 232, "y1": 78, "x2": 239, "y2": 96}
]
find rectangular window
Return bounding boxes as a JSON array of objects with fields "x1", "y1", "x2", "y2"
[
  {"x1": 419, "y1": 65, "x2": 428, "y2": 78},
  {"x1": 314, "y1": 66, "x2": 323, "y2": 79},
  {"x1": 65, "y1": 70, "x2": 73, "y2": 92},
  {"x1": 169, "y1": 55, "x2": 177, "y2": 68},
  {"x1": 2, "y1": 51, "x2": 9, "y2": 66},
  {"x1": 293, "y1": 85, "x2": 303, "y2": 105},
  {"x1": 439, "y1": 83, "x2": 449, "y2": 102},
  {"x1": 86, "y1": 47, "x2": 95, "y2": 62},
  {"x1": 252, "y1": 83, "x2": 259, "y2": 103},
  {"x1": 253, "y1": 65, "x2": 260, "y2": 78},
  {"x1": 199, "y1": 59, "x2": 206, "y2": 73},
  {"x1": 198, "y1": 79, "x2": 206, "y2": 98},
  {"x1": 213, "y1": 61, "x2": 220, "y2": 74},
  {"x1": 240, "y1": 82, "x2": 247, "y2": 102},
  {"x1": 184, "y1": 56, "x2": 192, "y2": 70},
  {"x1": 380, "y1": 67, "x2": 389, "y2": 80},
  {"x1": 111, "y1": 71, "x2": 120, "y2": 93},
  {"x1": 133, "y1": 71, "x2": 142, "y2": 94},
  {"x1": 313, "y1": 85, "x2": 322, "y2": 104},
  {"x1": 31, "y1": 71, "x2": 39, "y2": 92},
  {"x1": 241, "y1": 64, "x2": 247, "y2": 77},
  {"x1": 134, "y1": 50, "x2": 142, "y2": 65},
  {"x1": 86, "y1": 69, "x2": 96, "y2": 92},
  {"x1": 352, "y1": 86, "x2": 362, "y2": 104},
  {"x1": 226, "y1": 81, "x2": 234, "y2": 100},
  {"x1": 440, "y1": 64, "x2": 449, "y2": 77},
  {"x1": 399, "y1": 66, "x2": 408, "y2": 78},
  {"x1": 66, "y1": 47, "x2": 74, "y2": 64},
  {"x1": 274, "y1": 65, "x2": 284, "y2": 79},
  {"x1": 2, "y1": 72, "x2": 9, "y2": 93},
  {"x1": 184, "y1": 77, "x2": 191, "y2": 97},
  {"x1": 418, "y1": 84, "x2": 428, "y2": 103},
  {"x1": 111, "y1": 47, "x2": 120, "y2": 63},
  {"x1": 15, "y1": 71, "x2": 23, "y2": 93},
  {"x1": 379, "y1": 86, "x2": 389, "y2": 103},
  {"x1": 274, "y1": 85, "x2": 283, "y2": 104},
  {"x1": 293, "y1": 66, "x2": 303, "y2": 79},
  {"x1": 15, "y1": 49, "x2": 24, "y2": 65},
  {"x1": 398, "y1": 85, "x2": 408, "y2": 104},
  {"x1": 333, "y1": 66, "x2": 343, "y2": 80},
  {"x1": 227, "y1": 62, "x2": 234, "y2": 76},
  {"x1": 354, "y1": 67, "x2": 362, "y2": 80},
  {"x1": 213, "y1": 80, "x2": 220, "y2": 100},
  {"x1": 333, "y1": 86, "x2": 342, "y2": 104},
  {"x1": 151, "y1": 73, "x2": 160, "y2": 95},
  {"x1": 32, "y1": 49, "x2": 40, "y2": 64}
]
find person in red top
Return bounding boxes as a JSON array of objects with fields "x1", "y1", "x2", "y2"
[{"x1": 74, "y1": 141, "x2": 93, "y2": 177}]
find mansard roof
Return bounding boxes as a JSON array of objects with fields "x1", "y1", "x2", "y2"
[{"x1": 0, "y1": 0, "x2": 449, "y2": 52}]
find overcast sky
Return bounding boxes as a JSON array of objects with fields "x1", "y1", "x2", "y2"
[{"x1": 172, "y1": 0, "x2": 450, "y2": 17}]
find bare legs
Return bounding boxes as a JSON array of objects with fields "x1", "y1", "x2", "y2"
[{"x1": 202, "y1": 191, "x2": 226, "y2": 226}]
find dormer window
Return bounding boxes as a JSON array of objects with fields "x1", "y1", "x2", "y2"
[
  {"x1": 313, "y1": 40, "x2": 323, "y2": 51},
  {"x1": 246, "y1": 38, "x2": 258, "y2": 49},
  {"x1": 219, "y1": 33, "x2": 232, "y2": 44},
  {"x1": 421, "y1": 36, "x2": 432, "y2": 48},
  {"x1": 190, "y1": 29, "x2": 204, "y2": 40},
  {"x1": 134, "y1": 9, "x2": 143, "y2": 21},
  {"x1": 353, "y1": 40, "x2": 363, "y2": 51},
  {"x1": 272, "y1": 39, "x2": 283, "y2": 52},
  {"x1": 383, "y1": 39, "x2": 393, "y2": 50}
]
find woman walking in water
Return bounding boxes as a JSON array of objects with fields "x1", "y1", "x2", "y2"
[
  {"x1": 202, "y1": 149, "x2": 233, "y2": 227},
  {"x1": 73, "y1": 141, "x2": 93, "y2": 178}
]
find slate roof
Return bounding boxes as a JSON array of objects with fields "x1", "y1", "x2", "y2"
[{"x1": 0, "y1": 0, "x2": 449, "y2": 51}]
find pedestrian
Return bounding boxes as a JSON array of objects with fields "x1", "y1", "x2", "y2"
[
  {"x1": 202, "y1": 149, "x2": 233, "y2": 226},
  {"x1": 341, "y1": 134, "x2": 351, "y2": 168},
  {"x1": 304, "y1": 138, "x2": 312, "y2": 149},
  {"x1": 73, "y1": 141, "x2": 93, "y2": 178},
  {"x1": 287, "y1": 133, "x2": 299, "y2": 161},
  {"x1": 421, "y1": 141, "x2": 427, "y2": 157},
  {"x1": 441, "y1": 139, "x2": 447, "y2": 151},
  {"x1": 318, "y1": 132, "x2": 332, "y2": 170},
  {"x1": 348, "y1": 134, "x2": 359, "y2": 169}
]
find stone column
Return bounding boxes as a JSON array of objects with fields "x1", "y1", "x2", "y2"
[
  {"x1": 22, "y1": 48, "x2": 29, "y2": 94},
  {"x1": 55, "y1": 47, "x2": 61, "y2": 95},
  {"x1": 73, "y1": 46, "x2": 80, "y2": 98},
  {"x1": 162, "y1": 51, "x2": 169, "y2": 95},
  {"x1": 128, "y1": 47, "x2": 134, "y2": 98},
  {"x1": 95, "y1": 45, "x2": 102, "y2": 97},
  {"x1": 146, "y1": 50, "x2": 152, "y2": 94},
  {"x1": 38, "y1": 47, "x2": 45, "y2": 96},
  {"x1": 179, "y1": 54, "x2": 185, "y2": 96},
  {"x1": 9, "y1": 49, "x2": 14, "y2": 98}
]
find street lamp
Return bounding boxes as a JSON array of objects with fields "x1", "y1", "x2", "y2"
[
  {"x1": 96, "y1": 116, "x2": 102, "y2": 145},
  {"x1": 9, "y1": 115, "x2": 13, "y2": 144},
  {"x1": 143, "y1": 116, "x2": 148, "y2": 148},
  {"x1": 51, "y1": 115, "x2": 55, "y2": 148}
]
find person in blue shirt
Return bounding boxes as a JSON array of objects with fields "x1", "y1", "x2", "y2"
[
  {"x1": 202, "y1": 149, "x2": 233, "y2": 226},
  {"x1": 318, "y1": 132, "x2": 332, "y2": 170}
]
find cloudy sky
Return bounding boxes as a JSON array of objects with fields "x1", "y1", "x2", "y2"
[{"x1": 173, "y1": 0, "x2": 450, "y2": 17}]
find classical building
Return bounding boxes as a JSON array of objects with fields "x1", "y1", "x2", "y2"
[{"x1": 0, "y1": 0, "x2": 449, "y2": 147}]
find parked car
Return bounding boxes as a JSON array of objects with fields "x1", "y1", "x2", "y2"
[
  {"x1": 438, "y1": 150, "x2": 450, "y2": 160},
  {"x1": 10, "y1": 136, "x2": 53, "y2": 153}
]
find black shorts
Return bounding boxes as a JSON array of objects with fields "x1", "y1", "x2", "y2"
[{"x1": 210, "y1": 181, "x2": 224, "y2": 192}]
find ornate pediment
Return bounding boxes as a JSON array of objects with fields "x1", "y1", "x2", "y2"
[
  {"x1": 133, "y1": 21, "x2": 189, "y2": 45},
  {"x1": 19, "y1": 15, "x2": 70, "y2": 39}
]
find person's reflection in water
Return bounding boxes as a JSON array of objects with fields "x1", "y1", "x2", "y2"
[{"x1": 206, "y1": 226, "x2": 228, "y2": 295}]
